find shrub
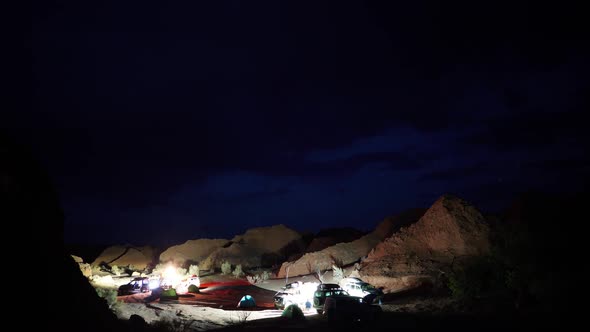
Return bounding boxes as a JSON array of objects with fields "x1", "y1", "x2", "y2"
[
  {"x1": 91, "y1": 265, "x2": 103, "y2": 275},
  {"x1": 176, "y1": 267, "x2": 187, "y2": 277},
  {"x1": 95, "y1": 287, "x2": 119, "y2": 310},
  {"x1": 246, "y1": 275, "x2": 258, "y2": 284},
  {"x1": 281, "y1": 304, "x2": 305, "y2": 320},
  {"x1": 221, "y1": 261, "x2": 232, "y2": 275},
  {"x1": 233, "y1": 264, "x2": 244, "y2": 278},
  {"x1": 152, "y1": 263, "x2": 166, "y2": 275},
  {"x1": 229, "y1": 311, "x2": 251, "y2": 325},
  {"x1": 446, "y1": 217, "x2": 551, "y2": 309},
  {"x1": 111, "y1": 265, "x2": 122, "y2": 276},
  {"x1": 447, "y1": 255, "x2": 507, "y2": 301},
  {"x1": 332, "y1": 265, "x2": 344, "y2": 283},
  {"x1": 188, "y1": 264, "x2": 200, "y2": 277}
]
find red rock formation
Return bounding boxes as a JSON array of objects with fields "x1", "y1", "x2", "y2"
[
  {"x1": 360, "y1": 194, "x2": 490, "y2": 292},
  {"x1": 277, "y1": 209, "x2": 426, "y2": 278}
]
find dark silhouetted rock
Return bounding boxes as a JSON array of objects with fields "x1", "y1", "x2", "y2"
[
  {"x1": 305, "y1": 227, "x2": 366, "y2": 253},
  {"x1": 92, "y1": 245, "x2": 158, "y2": 270},
  {"x1": 1, "y1": 134, "x2": 124, "y2": 331},
  {"x1": 360, "y1": 195, "x2": 490, "y2": 292}
]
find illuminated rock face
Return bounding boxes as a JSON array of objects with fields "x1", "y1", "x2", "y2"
[
  {"x1": 277, "y1": 209, "x2": 426, "y2": 278},
  {"x1": 359, "y1": 194, "x2": 490, "y2": 292},
  {"x1": 159, "y1": 238, "x2": 229, "y2": 265},
  {"x1": 199, "y1": 224, "x2": 303, "y2": 270},
  {"x1": 92, "y1": 245, "x2": 157, "y2": 270}
]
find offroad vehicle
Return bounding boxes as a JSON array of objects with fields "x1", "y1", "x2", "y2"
[
  {"x1": 339, "y1": 277, "x2": 383, "y2": 303},
  {"x1": 312, "y1": 283, "x2": 354, "y2": 314},
  {"x1": 274, "y1": 281, "x2": 318, "y2": 310},
  {"x1": 117, "y1": 277, "x2": 150, "y2": 295}
]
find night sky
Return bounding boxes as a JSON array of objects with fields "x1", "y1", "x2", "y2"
[{"x1": 10, "y1": 1, "x2": 589, "y2": 246}]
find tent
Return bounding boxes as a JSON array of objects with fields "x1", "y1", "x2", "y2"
[{"x1": 237, "y1": 295, "x2": 256, "y2": 308}]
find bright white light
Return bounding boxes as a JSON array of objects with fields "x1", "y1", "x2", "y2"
[
  {"x1": 149, "y1": 278, "x2": 160, "y2": 290},
  {"x1": 162, "y1": 264, "x2": 181, "y2": 288},
  {"x1": 280, "y1": 282, "x2": 319, "y2": 309}
]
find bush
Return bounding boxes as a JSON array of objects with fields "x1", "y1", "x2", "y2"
[
  {"x1": 261, "y1": 270, "x2": 271, "y2": 281},
  {"x1": 95, "y1": 287, "x2": 119, "y2": 310},
  {"x1": 176, "y1": 267, "x2": 187, "y2": 277},
  {"x1": 282, "y1": 304, "x2": 305, "y2": 320},
  {"x1": 446, "y1": 216, "x2": 556, "y2": 310},
  {"x1": 188, "y1": 264, "x2": 200, "y2": 277},
  {"x1": 246, "y1": 275, "x2": 258, "y2": 284},
  {"x1": 230, "y1": 311, "x2": 252, "y2": 326},
  {"x1": 111, "y1": 265, "x2": 122, "y2": 276},
  {"x1": 152, "y1": 263, "x2": 166, "y2": 275},
  {"x1": 233, "y1": 264, "x2": 244, "y2": 278},
  {"x1": 187, "y1": 284, "x2": 199, "y2": 293},
  {"x1": 221, "y1": 261, "x2": 232, "y2": 275},
  {"x1": 332, "y1": 265, "x2": 344, "y2": 283}
]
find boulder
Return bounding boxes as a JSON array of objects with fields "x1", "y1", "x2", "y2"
[
  {"x1": 277, "y1": 209, "x2": 426, "y2": 278},
  {"x1": 71, "y1": 254, "x2": 84, "y2": 263},
  {"x1": 200, "y1": 224, "x2": 302, "y2": 270},
  {"x1": 159, "y1": 238, "x2": 229, "y2": 265},
  {"x1": 359, "y1": 194, "x2": 490, "y2": 292},
  {"x1": 71, "y1": 254, "x2": 92, "y2": 278},
  {"x1": 92, "y1": 245, "x2": 157, "y2": 270}
]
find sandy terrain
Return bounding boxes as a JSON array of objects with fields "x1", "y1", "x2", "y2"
[
  {"x1": 112, "y1": 270, "x2": 459, "y2": 330},
  {"x1": 115, "y1": 274, "x2": 320, "y2": 330}
]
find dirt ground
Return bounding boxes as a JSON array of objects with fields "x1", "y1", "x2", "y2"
[
  {"x1": 115, "y1": 274, "x2": 320, "y2": 329},
  {"x1": 117, "y1": 275, "x2": 470, "y2": 330}
]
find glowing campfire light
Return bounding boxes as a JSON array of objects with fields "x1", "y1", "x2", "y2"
[{"x1": 162, "y1": 264, "x2": 181, "y2": 288}]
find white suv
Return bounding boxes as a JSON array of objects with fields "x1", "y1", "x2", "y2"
[{"x1": 339, "y1": 277, "x2": 383, "y2": 302}]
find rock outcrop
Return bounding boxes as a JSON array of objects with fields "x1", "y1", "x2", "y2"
[
  {"x1": 305, "y1": 227, "x2": 366, "y2": 253},
  {"x1": 199, "y1": 224, "x2": 302, "y2": 270},
  {"x1": 1, "y1": 135, "x2": 124, "y2": 332},
  {"x1": 72, "y1": 254, "x2": 92, "y2": 278},
  {"x1": 159, "y1": 238, "x2": 229, "y2": 265},
  {"x1": 359, "y1": 194, "x2": 490, "y2": 292},
  {"x1": 92, "y1": 245, "x2": 157, "y2": 270},
  {"x1": 277, "y1": 209, "x2": 426, "y2": 278}
]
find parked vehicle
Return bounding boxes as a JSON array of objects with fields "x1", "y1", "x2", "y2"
[
  {"x1": 323, "y1": 294, "x2": 382, "y2": 322},
  {"x1": 117, "y1": 277, "x2": 150, "y2": 295},
  {"x1": 273, "y1": 281, "x2": 318, "y2": 310},
  {"x1": 339, "y1": 277, "x2": 383, "y2": 303},
  {"x1": 312, "y1": 283, "x2": 355, "y2": 314}
]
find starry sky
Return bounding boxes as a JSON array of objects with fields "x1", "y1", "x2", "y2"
[{"x1": 9, "y1": 1, "x2": 589, "y2": 246}]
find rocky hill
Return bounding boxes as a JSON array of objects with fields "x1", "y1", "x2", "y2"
[
  {"x1": 159, "y1": 238, "x2": 229, "y2": 265},
  {"x1": 277, "y1": 209, "x2": 426, "y2": 278},
  {"x1": 359, "y1": 194, "x2": 490, "y2": 292},
  {"x1": 305, "y1": 227, "x2": 366, "y2": 253},
  {"x1": 92, "y1": 245, "x2": 158, "y2": 270},
  {"x1": 199, "y1": 224, "x2": 303, "y2": 270}
]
